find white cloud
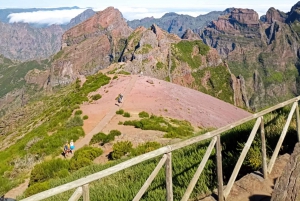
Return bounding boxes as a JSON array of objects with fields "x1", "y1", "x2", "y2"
[{"x1": 8, "y1": 9, "x2": 86, "y2": 25}]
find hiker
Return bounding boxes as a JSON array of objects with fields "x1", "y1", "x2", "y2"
[
  {"x1": 63, "y1": 141, "x2": 69, "y2": 157},
  {"x1": 118, "y1": 93, "x2": 123, "y2": 104},
  {"x1": 70, "y1": 140, "x2": 75, "y2": 153}
]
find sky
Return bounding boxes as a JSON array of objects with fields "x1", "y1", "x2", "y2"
[{"x1": 1, "y1": 0, "x2": 298, "y2": 25}]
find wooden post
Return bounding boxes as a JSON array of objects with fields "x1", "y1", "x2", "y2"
[
  {"x1": 82, "y1": 184, "x2": 90, "y2": 201},
  {"x1": 133, "y1": 155, "x2": 167, "y2": 201},
  {"x1": 260, "y1": 116, "x2": 268, "y2": 179},
  {"x1": 296, "y1": 102, "x2": 300, "y2": 142},
  {"x1": 166, "y1": 152, "x2": 173, "y2": 201},
  {"x1": 216, "y1": 135, "x2": 224, "y2": 201},
  {"x1": 181, "y1": 137, "x2": 217, "y2": 201},
  {"x1": 223, "y1": 117, "x2": 262, "y2": 198},
  {"x1": 268, "y1": 102, "x2": 297, "y2": 173},
  {"x1": 68, "y1": 187, "x2": 83, "y2": 201}
]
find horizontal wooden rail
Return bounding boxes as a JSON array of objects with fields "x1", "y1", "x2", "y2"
[{"x1": 21, "y1": 96, "x2": 300, "y2": 201}]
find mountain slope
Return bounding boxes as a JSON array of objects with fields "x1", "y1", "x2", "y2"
[
  {"x1": 201, "y1": 6, "x2": 300, "y2": 110},
  {"x1": 127, "y1": 9, "x2": 232, "y2": 37}
]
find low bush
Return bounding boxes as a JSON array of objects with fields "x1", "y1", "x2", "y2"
[
  {"x1": 89, "y1": 130, "x2": 121, "y2": 145},
  {"x1": 113, "y1": 75, "x2": 118, "y2": 79},
  {"x1": 83, "y1": 115, "x2": 88, "y2": 120},
  {"x1": 69, "y1": 146, "x2": 103, "y2": 171},
  {"x1": 66, "y1": 116, "x2": 83, "y2": 128},
  {"x1": 116, "y1": 109, "x2": 124, "y2": 115},
  {"x1": 91, "y1": 94, "x2": 102, "y2": 101},
  {"x1": 124, "y1": 115, "x2": 194, "y2": 138},
  {"x1": 24, "y1": 181, "x2": 50, "y2": 197},
  {"x1": 123, "y1": 112, "x2": 131, "y2": 118},
  {"x1": 138, "y1": 111, "x2": 149, "y2": 118},
  {"x1": 111, "y1": 141, "x2": 133, "y2": 160},
  {"x1": 29, "y1": 158, "x2": 69, "y2": 185},
  {"x1": 74, "y1": 110, "x2": 82, "y2": 115},
  {"x1": 109, "y1": 130, "x2": 121, "y2": 137},
  {"x1": 131, "y1": 142, "x2": 161, "y2": 157}
]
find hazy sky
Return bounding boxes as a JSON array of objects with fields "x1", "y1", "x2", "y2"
[{"x1": 1, "y1": 0, "x2": 298, "y2": 25}]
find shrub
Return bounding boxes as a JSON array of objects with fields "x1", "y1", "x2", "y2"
[
  {"x1": 109, "y1": 130, "x2": 121, "y2": 137},
  {"x1": 29, "y1": 158, "x2": 69, "y2": 185},
  {"x1": 89, "y1": 132, "x2": 108, "y2": 145},
  {"x1": 75, "y1": 110, "x2": 83, "y2": 115},
  {"x1": 24, "y1": 181, "x2": 50, "y2": 197},
  {"x1": 113, "y1": 75, "x2": 118, "y2": 79},
  {"x1": 116, "y1": 109, "x2": 124, "y2": 115},
  {"x1": 66, "y1": 116, "x2": 83, "y2": 128},
  {"x1": 69, "y1": 146, "x2": 103, "y2": 171},
  {"x1": 83, "y1": 115, "x2": 89, "y2": 120},
  {"x1": 91, "y1": 94, "x2": 102, "y2": 101},
  {"x1": 118, "y1": 121, "x2": 123, "y2": 125},
  {"x1": 123, "y1": 112, "x2": 131, "y2": 118},
  {"x1": 138, "y1": 111, "x2": 149, "y2": 118},
  {"x1": 111, "y1": 141, "x2": 133, "y2": 160},
  {"x1": 131, "y1": 142, "x2": 161, "y2": 156}
]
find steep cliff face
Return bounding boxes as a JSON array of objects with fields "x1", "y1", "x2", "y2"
[
  {"x1": 50, "y1": 7, "x2": 132, "y2": 86},
  {"x1": 202, "y1": 5, "x2": 300, "y2": 110},
  {"x1": 0, "y1": 22, "x2": 64, "y2": 61}
]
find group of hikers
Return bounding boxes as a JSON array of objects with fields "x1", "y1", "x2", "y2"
[{"x1": 63, "y1": 140, "x2": 75, "y2": 157}]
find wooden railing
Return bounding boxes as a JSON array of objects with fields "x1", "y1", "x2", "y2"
[{"x1": 21, "y1": 96, "x2": 300, "y2": 201}]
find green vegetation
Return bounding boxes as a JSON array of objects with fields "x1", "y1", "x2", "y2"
[
  {"x1": 124, "y1": 115, "x2": 194, "y2": 138},
  {"x1": 91, "y1": 94, "x2": 102, "y2": 101},
  {"x1": 172, "y1": 40, "x2": 209, "y2": 69},
  {"x1": 0, "y1": 73, "x2": 110, "y2": 195},
  {"x1": 192, "y1": 65, "x2": 234, "y2": 104},
  {"x1": 130, "y1": 142, "x2": 161, "y2": 157},
  {"x1": 52, "y1": 50, "x2": 64, "y2": 60},
  {"x1": 23, "y1": 107, "x2": 297, "y2": 200},
  {"x1": 113, "y1": 75, "x2": 118, "y2": 79},
  {"x1": 89, "y1": 130, "x2": 122, "y2": 145},
  {"x1": 118, "y1": 70, "x2": 131, "y2": 75},
  {"x1": 69, "y1": 146, "x2": 103, "y2": 171},
  {"x1": 111, "y1": 141, "x2": 133, "y2": 160},
  {"x1": 116, "y1": 109, "x2": 124, "y2": 115},
  {"x1": 29, "y1": 159, "x2": 69, "y2": 186},
  {"x1": 83, "y1": 115, "x2": 89, "y2": 120},
  {"x1": 123, "y1": 112, "x2": 131, "y2": 118},
  {"x1": 136, "y1": 44, "x2": 152, "y2": 54},
  {"x1": 156, "y1": 61, "x2": 166, "y2": 70},
  {"x1": 74, "y1": 110, "x2": 82, "y2": 115},
  {"x1": 0, "y1": 58, "x2": 51, "y2": 98},
  {"x1": 24, "y1": 147, "x2": 103, "y2": 197},
  {"x1": 138, "y1": 111, "x2": 149, "y2": 118}
]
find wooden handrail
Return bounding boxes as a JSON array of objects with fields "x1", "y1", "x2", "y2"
[{"x1": 20, "y1": 96, "x2": 300, "y2": 201}]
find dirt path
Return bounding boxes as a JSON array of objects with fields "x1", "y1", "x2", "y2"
[
  {"x1": 74, "y1": 75, "x2": 138, "y2": 150},
  {"x1": 4, "y1": 178, "x2": 29, "y2": 200}
]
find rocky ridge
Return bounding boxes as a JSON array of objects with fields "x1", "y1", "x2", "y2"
[{"x1": 201, "y1": 4, "x2": 300, "y2": 110}]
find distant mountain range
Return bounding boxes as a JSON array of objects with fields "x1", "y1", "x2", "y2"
[{"x1": 127, "y1": 9, "x2": 233, "y2": 37}]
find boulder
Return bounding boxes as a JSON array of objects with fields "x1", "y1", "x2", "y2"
[{"x1": 271, "y1": 143, "x2": 300, "y2": 201}]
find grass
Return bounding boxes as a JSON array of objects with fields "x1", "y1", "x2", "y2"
[
  {"x1": 0, "y1": 73, "x2": 111, "y2": 195},
  {"x1": 116, "y1": 109, "x2": 124, "y2": 115},
  {"x1": 172, "y1": 40, "x2": 209, "y2": 69},
  {"x1": 19, "y1": 107, "x2": 298, "y2": 200},
  {"x1": 89, "y1": 130, "x2": 121, "y2": 145},
  {"x1": 124, "y1": 115, "x2": 194, "y2": 138},
  {"x1": 138, "y1": 111, "x2": 149, "y2": 118},
  {"x1": 91, "y1": 94, "x2": 102, "y2": 101}
]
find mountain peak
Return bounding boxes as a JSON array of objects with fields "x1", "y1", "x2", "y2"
[{"x1": 162, "y1": 12, "x2": 179, "y2": 18}]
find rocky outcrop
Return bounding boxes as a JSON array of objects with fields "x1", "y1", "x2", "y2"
[
  {"x1": 181, "y1": 29, "x2": 201, "y2": 40},
  {"x1": 201, "y1": 4, "x2": 300, "y2": 110},
  {"x1": 127, "y1": 9, "x2": 232, "y2": 37},
  {"x1": 50, "y1": 7, "x2": 132, "y2": 86},
  {"x1": 271, "y1": 143, "x2": 300, "y2": 201},
  {"x1": 265, "y1": 7, "x2": 287, "y2": 23}
]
